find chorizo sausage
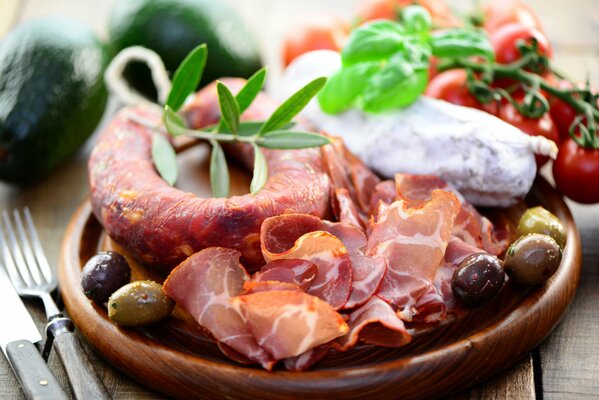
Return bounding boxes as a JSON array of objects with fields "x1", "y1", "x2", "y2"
[{"x1": 88, "y1": 79, "x2": 331, "y2": 271}]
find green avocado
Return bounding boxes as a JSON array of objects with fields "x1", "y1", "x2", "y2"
[
  {"x1": 109, "y1": 0, "x2": 263, "y2": 99},
  {"x1": 0, "y1": 17, "x2": 109, "y2": 184}
]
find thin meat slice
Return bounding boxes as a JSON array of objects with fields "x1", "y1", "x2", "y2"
[
  {"x1": 242, "y1": 280, "x2": 303, "y2": 295},
  {"x1": 262, "y1": 230, "x2": 353, "y2": 310},
  {"x1": 343, "y1": 145, "x2": 381, "y2": 214},
  {"x1": 261, "y1": 214, "x2": 366, "y2": 254},
  {"x1": 283, "y1": 344, "x2": 332, "y2": 371},
  {"x1": 336, "y1": 296, "x2": 411, "y2": 351},
  {"x1": 163, "y1": 247, "x2": 274, "y2": 369},
  {"x1": 253, "y1": 259, "x2": 317, "y2": 291},
  {"x1": 345, "y1": 254, "x2": 387, "y2": 309},
  {"x1": 368, "y1": 180, "x2": 396, "y2": 218},
  {"x1": 367, "y1": 190, "x2": 461, "y2": 321},
  {"x1": 332, "y1": 188, "x2": 365, "y2": 229},
  {"x1": 230, "y1": 290, "x2": 349, "y2": 359},
  {"x1": 367, "y1": 190, "x2": 461, "y2": 280},
  {"x1": 395, "y1": 173, "x2": 508, "y2": 255},
  {"x1": 435, "y1": 238, "x2": 486, "y2": 312},
  {"x1": 261, "y1": 214, "x2": 385, "y2": 310}
]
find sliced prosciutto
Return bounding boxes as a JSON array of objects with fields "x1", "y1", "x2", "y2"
[
  {"x1": 395, "y1": 173, "x2": 509, "y2": 255},
  {"x1": 283, "y1": 344, "x2": 332, "y2": 371},
  {"x1": 332, "y1": 188, "x2": 365, "y2": 229},
  {"x1": 345, "y1": 254, "x2": 386, "y2": 309},
  {"x1": 435, "y1": 238, "x2": 486, "y2": 312},
  {"x1": 367, "y1": 190, "x2": 461, "y2": 321},
  {"x1": 336, "y1": 296, "x2": 411, "y2": 351},
  {"x1": 163, "y1": 247, "x2": 274, "y2": 369},
  {"x1": 261, "y1": 214, "x2": 387, "y2": 310},
  {"x1": 253, "y1": 259, "x2": 317, "y2": 291},
  {"x1": 230, "y1": 290, "x2": 348, "y2": 359},
  {"x1": 262, "y1": 230, "x2": 352, "y2": 309},
  {"x1": 242, "y1": 280, "x2": 303, "y2": 295}
]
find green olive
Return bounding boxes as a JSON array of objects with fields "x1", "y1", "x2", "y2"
[
  {"x1": 504, "y1": 234, "x2": 562, "y2": 286},
  {"x1": 108, "y1": 281, "x2": 174, "y2": 327},
  {"x1": 518, "y1": 206, "x2": 566, "y2": 249}
]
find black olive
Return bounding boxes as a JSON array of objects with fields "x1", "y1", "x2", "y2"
[
  {"x1": 504, "y1": 233, "x2": 561, "y2": 285},
  {"x1": 452, "y1": 253, "x2": 505, "y2": 307},
  {"x1": 81, "y1": 251, "x2": 131, "y2": 303}
]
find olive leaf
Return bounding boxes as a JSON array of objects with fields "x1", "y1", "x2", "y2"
[
  {"x1": 166, "y1": 44, "x2": 207, "y2": 111},
  {"x1": 259, "y1": 77, "x2": 327, "y2": 135},
  {"x1": 250, "y1": 144, "x2": 268, "y2": 194},
  {"x1": 236, "y1": 68, "x2": 267, "y2": 113},
  {"x1": 163, "y1": 105, "x2": 188, "y2": 136},
  {"x1": 151, "y1": 133, "x2": 178, "y2": 185},
  {"x1": 216, "y1": 81, "x2": 240, "y2": 135},
  {"x1": 258, "y1": 131, "x2": 331, "y2": 149},
  {"x1": 209, "y1": 140, "x2": 230, "y2": 198}
]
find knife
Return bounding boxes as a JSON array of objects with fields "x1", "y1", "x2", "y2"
[{"x1": 0, "y1": 268, "x2": 67, "y2": 400}]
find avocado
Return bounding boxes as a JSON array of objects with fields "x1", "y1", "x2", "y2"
[
  {"x1": 0, "y1": 17, "x2": 109, "y2": 184},
  {"x1": 109, "y1": 0, "x2": 263, "y2": 99}
]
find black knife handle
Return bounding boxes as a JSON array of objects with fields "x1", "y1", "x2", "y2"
[
  {"x1": 47, "y1": 317, "x2": 111, "y2": 400},
  {"x1": 6, "y1": 340, "x2": 67, "y2": 400}
]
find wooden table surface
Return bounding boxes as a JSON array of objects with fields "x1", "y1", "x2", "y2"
[{"x1": 0, "y1": 0, "x2": 597, "y2": 399}]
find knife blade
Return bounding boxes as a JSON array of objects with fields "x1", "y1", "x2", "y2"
[{"x1": 0, "y1": 268, "x2": 67, "y2": 400}]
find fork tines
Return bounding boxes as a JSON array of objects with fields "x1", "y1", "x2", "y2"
[{"x1": 0, "y1": 208, "x2": 54, "y2": 290}]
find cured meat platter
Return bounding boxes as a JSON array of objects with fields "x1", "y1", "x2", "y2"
[{"x1": 58, "y1": 143, "x2": 581, "y2": 400}]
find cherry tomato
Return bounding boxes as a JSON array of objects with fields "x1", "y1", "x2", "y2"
[
  {"x1": 355, "y1": 0, "x2": 460, "y2": 28},
  {"x1": 282, "y1": 15, "x2": 349, "y2": 66},
  {"x1": 553, "y1": 138, "x2": 599, "y2": 204},
  {"x1": 498, "y1": 102, "x2": 559, "y2": 167},
  {"x1": 483, "y1": 0, "x2": 543, "y2": 34},
  {"x1": 426, "y1": 70, "x2": 483, "y2": 109},
  {"x1": 549, "y1": 80, "x2": 597, "y2": 142},
  {"x1": 491, "y1": 23, "x2": 552, "y2": 66}
]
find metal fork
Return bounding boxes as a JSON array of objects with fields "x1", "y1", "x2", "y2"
[{"x1": 0, "y1": 208, "x2": 111, "y2": 400}]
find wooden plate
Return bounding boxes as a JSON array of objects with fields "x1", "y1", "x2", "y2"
[{"x1": 58, "y1": 147, "x2": 581, "y2": 399}]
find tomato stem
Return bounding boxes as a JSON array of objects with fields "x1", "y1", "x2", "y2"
[{"x1": 440, "y1": 57, "x2": 599, "y2": 149}]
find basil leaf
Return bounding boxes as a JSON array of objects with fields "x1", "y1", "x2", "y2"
[
  {"x1": 258, "y1": 131, "x2": 331, "y2": 149},
  {"x1": 151, "y1": 133, "x2": 178, "y2": 185},
  {"x1": 163, "y1": 105, "x2": 188, "y2": 136},
  {"x1": 402, "y1": 5, "x2": 432, "y2": 35},
  {"x1": 216, "y1": 81, "x2": 240, "y2": 135},
  {"x1": 318, "y1": 62, "x2": 381, "y2": 114},
  {"x1": 431, "y1": 29, "x2": 495, "y2": 61},
  {"x1": 362, "y1": 52, "x2": 429, "y2": 113},
  {"x1": 236, "y1": 68, "x2": 267, "y2": 113},
  {"x1": 341, "y1": 21, "x2": 406, "y2": 66},
  {"x1": 250, "y1": 144, "x2": 268, "y2": 194},
  {"x1": 209, "y1": 140, "x2": 229, "y2": 198},
  {"x1": 166, "y1": 44, "x2": 207, "y2": 111},
  {"x1": 259, "y1": 77, "x2": 326, "y2": 134}
]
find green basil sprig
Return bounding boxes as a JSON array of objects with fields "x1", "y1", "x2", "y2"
[
  {"x1": 153, "y1": 45, "x2": 329, "y2": 197},
  {"x1": 318, "y1": 5, "x2": 494, "y2": 114}
]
